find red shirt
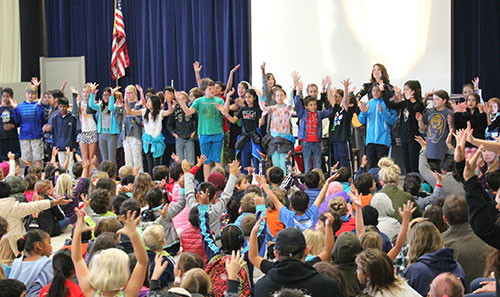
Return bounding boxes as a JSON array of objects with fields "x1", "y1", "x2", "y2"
[
  {"x1": 305, "y1": 112, "x2": 319, "y2": 142},
  {"x1": 40, "y1": 280, "x2": 85, "y2": 297},
  {"x1": 222, "y1": 95, "x2": 229, "y2": 132}
]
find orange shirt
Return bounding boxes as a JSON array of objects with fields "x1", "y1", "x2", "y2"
[
  {"x1": 352, "y1": 193, "x2": 373, "y2": 212},
  {"x1": 266, "y1": 209, "x2": 285, "y2": 237}
]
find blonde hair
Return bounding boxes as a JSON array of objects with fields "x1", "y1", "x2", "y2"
[
  {"x1": 118, "y1": 165, "x2": 133, "y2": 178},
  {"x1": 267, "y1": 189, "x2": 286, "y2": 210},
  {"x1": 360, "y1": 230, "x2": 383, "y2": 250},
  {"x1": 143, "y1": 225, "x2": 165, "y2": 251},
  {"x1": 125, "y1": 85, "x2": 137, "y2": 96},
  {"x1": 181, "y1": 268, "x2": 212, "y2": 295},
  {"x1": 328, "y1": 196, "x2": 348, "y2": 216},
  {"x1": 133, "y1": 172, "x2": 154, "y2": 207},
  {"x1": 89, "y1": 171, "x2": 109, "y2": 194},
  {"x1": 303, "y1": 229, "x2": 325, "y2": 256},
  {"x1": 88, "y1": 248, "x2": 130, "y2": 291},
  {"x1": 35, "y1": 180, "x2": 53, "y2": 196},
  {"x1": 378, "y1": 157, "x2": 401, "y2": 184},
  {"x1": 114, "y1": 91, "x2": 123, "y2": 101},
  {"x1": 408, "y1": 221, "x2": 444, "y2": 265},
  {"x1": 240, "y1": 193, "x2": 256, "y2": 213},
  {"x1": 176, "y1": 91, "x2": 189, "y2": 104},
  {"x1": 211, "y1": 166, "x2": 225, "y2": 176},
  {"x1": 54, "y1": 173, "x2": 73, "y2": 199}
]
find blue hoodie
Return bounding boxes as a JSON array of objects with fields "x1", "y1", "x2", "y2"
[
  {"x1": 10, "y1": 256, "x2": 53, "y2": 297},
  {"x1": 358, "y1": 97, "x2": 397, "y2": 147},
  {"x1": 402, "y1": 247, "x2": 466, "y2": 296}
]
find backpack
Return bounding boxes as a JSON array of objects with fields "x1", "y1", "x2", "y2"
[{"x1": 205, "y1": 254, "x2": 251, "y2": 297}]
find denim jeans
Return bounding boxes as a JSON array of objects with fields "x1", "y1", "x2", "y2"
[
  {"x1": 175, "y1": 137, "x2": 195, "y2": 164},
  {"x1": 302, "y1": 141, "x2": 322, "y2": 173}
]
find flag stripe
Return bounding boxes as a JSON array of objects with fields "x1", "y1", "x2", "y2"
[{"x1": 111, "y1": 0, "x2": 129, "y2": 80}]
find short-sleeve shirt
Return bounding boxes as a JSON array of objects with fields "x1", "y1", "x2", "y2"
[
  {"x1": 0, "y1": 106, "x2": 18, "y2": 139},
  {"x1": 191, "y1": 96, "x2": 224, "y2": 135},
  {"x1": 235, "y1": 106, "x2": 262, "y2": 133},
  {"x1": 279, "y1": 205, "x2": 319, "y2": 231},
  {"x1": 268, "y1": 104, "x2": 293, "y2": 134},
  {"x1": 423, "y1": 107, "x2": 454, "y2": 159},
  {"x1": 141, "y1": 109, "x2": 164, "y2": 138}
]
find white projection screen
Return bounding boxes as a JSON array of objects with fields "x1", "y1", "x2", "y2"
[{"x1": 251, "y1": 0, "x2": 451, "y2": 95}]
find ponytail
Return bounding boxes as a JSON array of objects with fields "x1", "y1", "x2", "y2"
[
  {"x1": 17, "y1": 229, "x2": 47, "y2": 254},
  {"x1": 47, "y1": 250, "x2": 73, "y2": 297}
]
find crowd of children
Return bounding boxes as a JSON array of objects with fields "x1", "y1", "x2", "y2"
[{"x1": 0, "y1": 62, "x2": 498, "y2": 297}]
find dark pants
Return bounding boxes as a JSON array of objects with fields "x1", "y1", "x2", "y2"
[
  {"x1": 162, "y1": 143, "x2": 176, "y2": 167},
  {"x1": 401, "y1": 139, "x2": 421, "y2": 174},
  {"x1": 366, "y1": 143, "x2": 389, "y2": 169},
  {"x1": 146, "y1": 144, "x2": 162, "y2": 175},
  {"x1": 330, "y1": 141, "x2": 354, "y2": 174},
  {"x1": 240, "y1": 139, "x2": 260, "y2": 175}
]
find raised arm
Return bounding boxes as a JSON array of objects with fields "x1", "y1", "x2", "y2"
[
  {"x1": 120, "y1": 211, "x2": 149, "y2": 297},
  {"x1": 415, "y1": 136, "x2": 436, "y2": 187},
  {"x1": 193, "y1": 61, "x2": 203, "y2": 89},
  {"x1": 224, "y1": 64, "x2": 240, "y2": 98},
  {"x1": 177, "y1": 95, "x2": 196, "y2": 116},
  {"x1": 255, "y1": 174, "x2": 283, "y2": 211},
  {"x1": 71, "y1": 208, "x2": 94, "y2": 296},
  {"x1": 313, "y1": 173, "x2": 339, "y2": 208},
  {"x1": 340, "y1": 78, "x2": 351, "y2": 111},
  {"x1": 216, "y1": 103, "x2": 239, "y2": 124},
  {"x1": 198, "y1": 200, "x2": 220, "y2": 261},
  {"x1": 351, "y1": 190, "x2": 365, "y2": 239},
  {"x1": 249, "y1": 216, "x2": 265, "y2": 270},
  {"x1": 388, "y1": 201, "x2": 416, "y2": 261},
  {"x1": 317, "y1": 212, "x2": 335, "y2": 261},
  {"x1": 124, "y1": 97, "x2": 143, "y2": 116},
  {"x1": 87, "y1": 83, "x2": 100, "y2": 111}
]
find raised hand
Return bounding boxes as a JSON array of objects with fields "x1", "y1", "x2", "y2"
[
  {"x1": 70, "y1": 86, "x2": 78, "y2": 94},
  {"x1": 472, "y1": 77, "x2": 480, "y2": 90},
  {"x1": 230, "y1": 64, "x2": 240, "y2": 73},
  {"x1": 453, "y1": 129, "x2": 467, "y2": 162},
  {"x1": 331, "y1": 161, "x2": 340, "y2": 173},
  {"x1": 74, "y1": 207, "x2": 92, "y2": 234},
  {"x1": 341, "y1": 78, "x2": 351, "y2": 90},
  {"x1": 215, "y1": 103, "x2": 226, "y2": 113},
  {"x1": 81, "y1": 193, "x2": 90, "y2": 208},
  {"x1": 158, "y1": 203, "x2": 169, "y2": 218},
  {"x1": 116, "y1": 210, "x2": 140, "y2": 237},
  {"x1": 31, "y1": 77, "x2": 41, "y2": 87},
  {"x1": 393, "y1": 85, "x2": 403, "y2": 102},
  {"x1": 52, "y1": 147, "x2": 59, "y2": 157},
  {"x1": 257, "y1": 149, "x2": 266, "y2": 160},
  {"x1": 415, "y1": 135, "x2": 427, "y2": 151},
  {"x1": 285, "y1": 151, "x2": 292, "y2": 162},
  {"x1": 111, "y1": 86, "x2": 121, "y2": 94},
  {"x1": 398, "y1": 201, "x2": 417, "y2": 222},
  {"x1": 193, "y1": 61, "x2": 202, "y2": 73},
  {"x1": 226, "y1": 88, "x2": 236, "y2": 98},
  {"x1": 196, "y1": 154, "x2": 207, "y2": 167},
  {"x1": 326, "y1": 172, "x2": 340, "y2": 184},
  {"x1": 415, "y1": 112, "x2": 423, "y2": 122},
  {"x1": 152, "y1": 253, "x2": 169, "y2": 280},
  {"x1": 88, "y1": 82, "x2": 99, "y2": 94},
  {"x1": 171, "y1": 152, "x2": 180, "y2": 164},
  {"x1": 197, "y1": 190, "x2": 210, "y2": 205},
  {"x1": 361, "y1": 155, "x2": 368, "y2": 168},
  {"x1": 229, "y1": 160, "x2": 241, "y2": 176},
  {"x1": 359, "y1": 101, "x2": 369, "y2": 113},
  {"x1": 132, "y1": 166, "x2": 140, "y2": 177},
  {"x1": 225, "y1": 250, "x2": 246, "y2": 280},
  {"x1": 135, "y1": 84, "x2": 143, "y2": 94},
  {"x1": 254, "y1": 174, "x2": 267, "y2": 187},
  {"x1": 464, "y1": 145, "x2": 483, "y2": 181},
  {"x1": 260, "y1": 62, "x2": 266, "y2": 73},
  {"x1": 378, "y1": 81, "x2": 385, "y2": 91},
  {"x1": 53, "y1": 196, "x2": 73, "y2": 206},
  {"x1": 7, "y1": 151, "x2": 15, "y2": 161},
  {"x1": 181, "y1": 159, "x2": 192, "y2": 173},
  {"x1": 432, "y1": 171, "x2": 445, "y2": 185}
]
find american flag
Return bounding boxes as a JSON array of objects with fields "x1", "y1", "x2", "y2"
[{"x1": 111, "y1": 0, "x2": 129, "y2": 80}]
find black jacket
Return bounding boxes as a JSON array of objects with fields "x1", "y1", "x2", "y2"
[
  {"x1": 254, "y1": 259, "x2": 344, "y2": 297},
  {"x1": 166, "y1": 106, "x2": 197, "y2": 139},
  {"x1": 464, "y1": 176, "x2": 500, "y2": 297},
  {"x1": 27, "y1": 195, "x2": 65, "y2": 236}
]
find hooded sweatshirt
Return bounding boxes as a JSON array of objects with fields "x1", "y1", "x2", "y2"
[
  {"x1": 402, "y1": 247, "x2": 466, "y2": 296},
  {"x1": 10, "y1": 256, "x2": 53, "y2": 297},
  {"x1": 254, "y1": 259, "x2": 344, "y2": 297},
  {"x1": 370, "y1": 192, "x2": 401, "y2": 241},
  {"x1": 333, "y1": 232, "x2": 363, "y2": 297}
]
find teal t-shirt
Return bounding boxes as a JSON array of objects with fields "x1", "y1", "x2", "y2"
[{"x1": 191, "y1": 96, "x2": 224, "y2": 135}]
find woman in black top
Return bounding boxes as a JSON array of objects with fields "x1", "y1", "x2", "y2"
[
  {"x1": 356, "y1": 63, "x2": 395, "y2": 101},
  {"x1": 383, "y1": 80, "x2": 425, "y2": 174}
]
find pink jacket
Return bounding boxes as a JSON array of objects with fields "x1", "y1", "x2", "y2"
[{"x1": 180, "y1": 224, "x2": 207, "y2": 265}]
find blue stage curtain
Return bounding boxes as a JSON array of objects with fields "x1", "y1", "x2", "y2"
[
  {"x1": 45, "y1": 0, "x2": 250, "y2": 91},
  {"x1": 453, "y1": 0, "x2": 500, "y2": 99}
]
